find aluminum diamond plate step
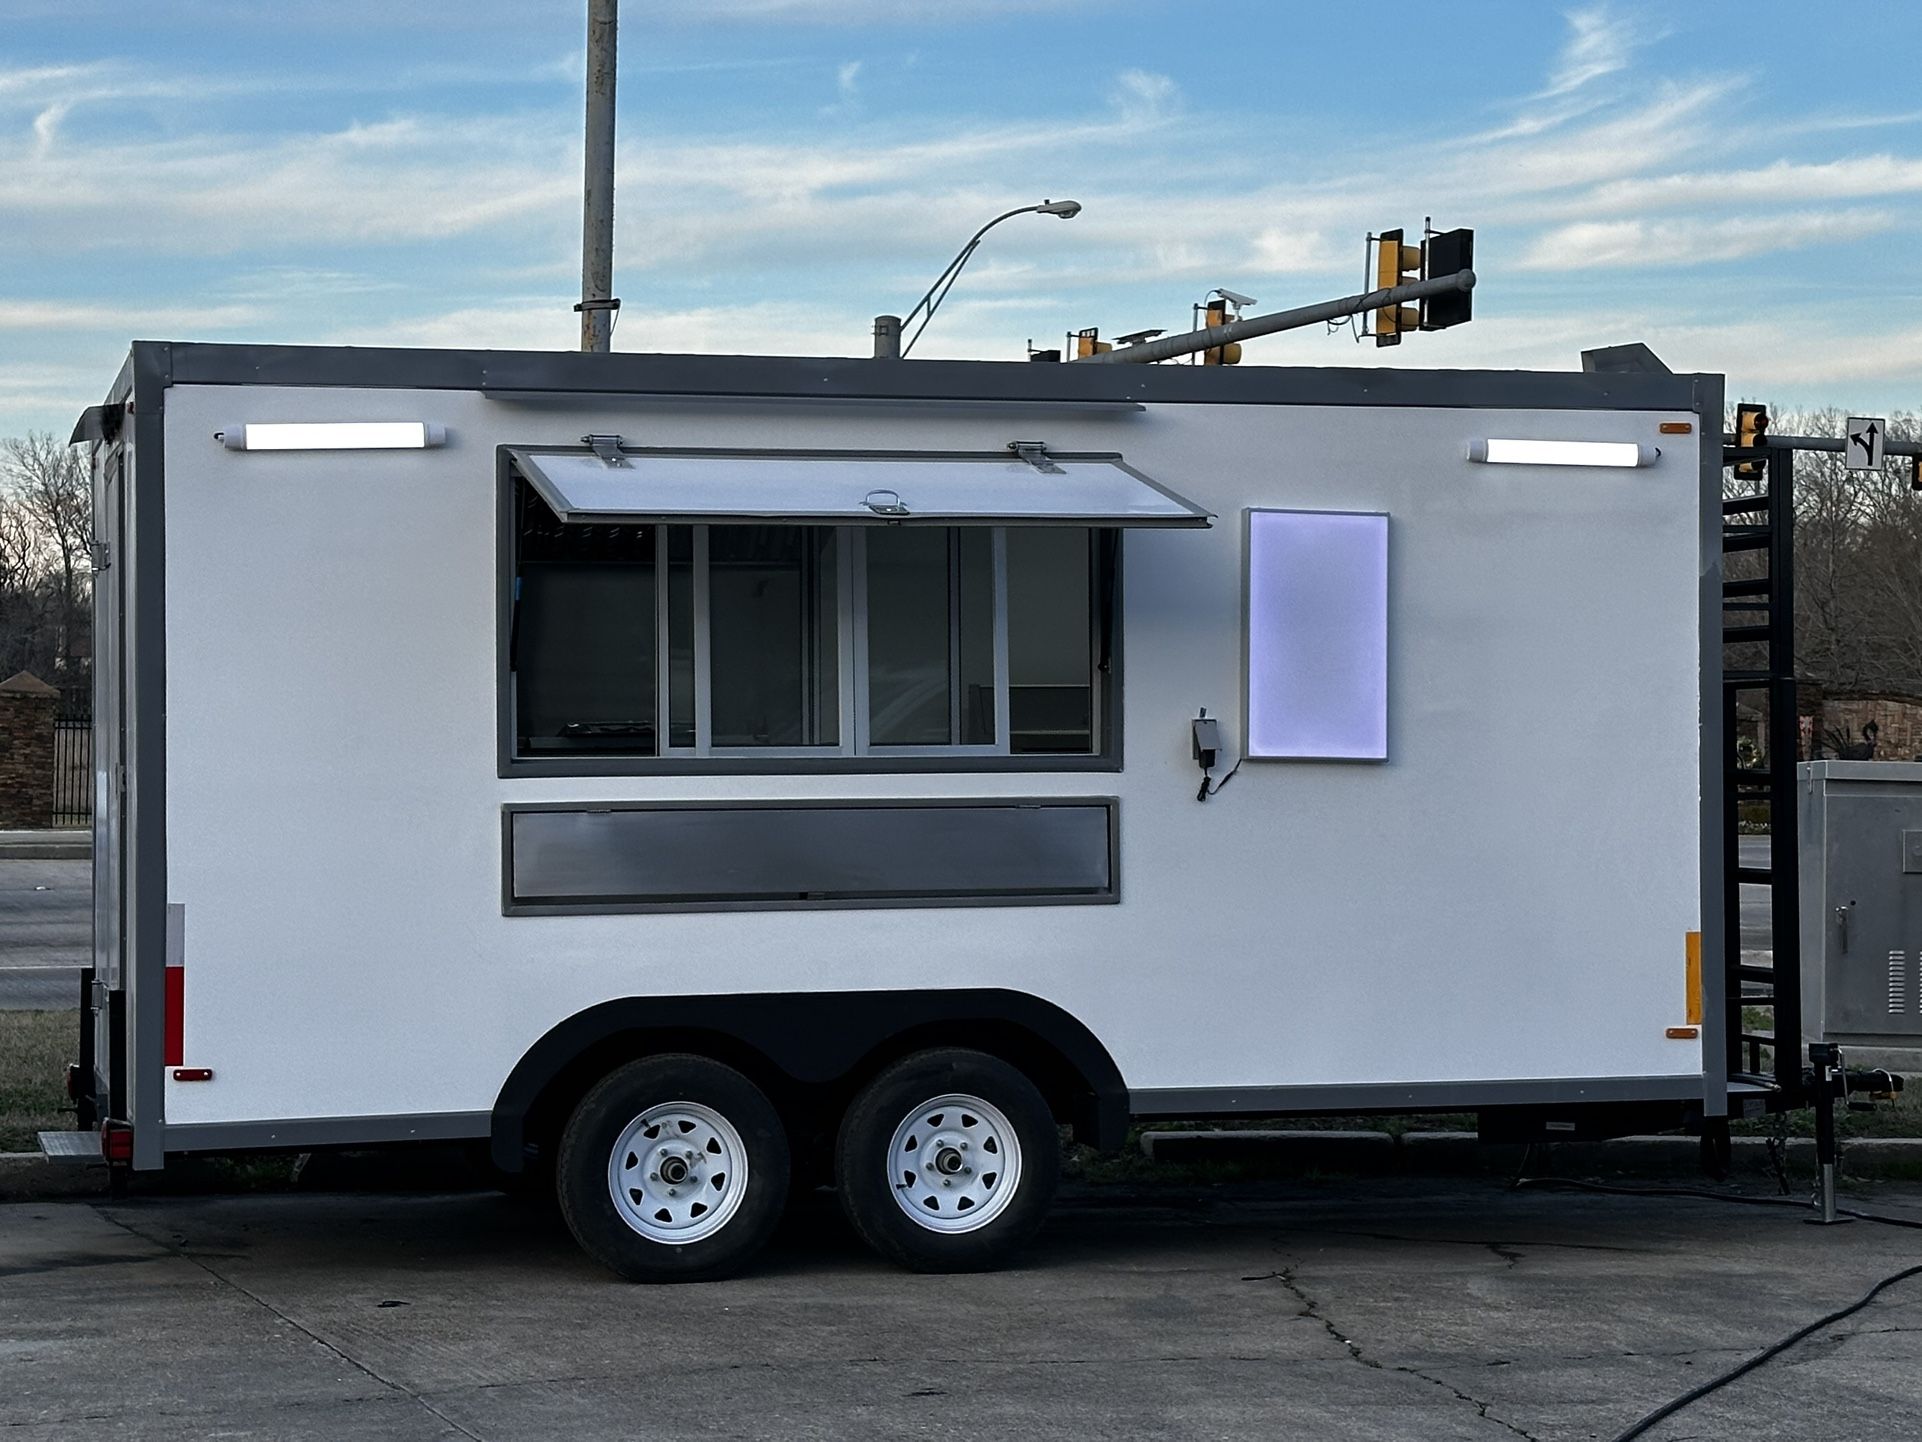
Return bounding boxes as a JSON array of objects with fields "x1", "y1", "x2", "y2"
[{"x1": 37, "y1": 1130, "x2": 102, "y2": 1163}]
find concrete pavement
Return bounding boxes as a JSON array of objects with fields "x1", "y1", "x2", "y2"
[{"x1": 3, "y1": 1178, "x2": 1920, "y2": 1440}]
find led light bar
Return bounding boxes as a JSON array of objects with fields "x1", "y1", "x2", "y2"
[
  {"x1": 218, "y1": 422, "x2": 447, "y2": 451},
  {"x1": 1466, "y1": 438, "x2": 1657, "y2": 468}
]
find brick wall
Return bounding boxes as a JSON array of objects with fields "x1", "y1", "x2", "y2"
[
  {"x1": 0, "y1": 671, "x2": 60, "y2": 828},
  {"x1": 1813, "y1": 693, "x2": 1922, "y2": 762}
]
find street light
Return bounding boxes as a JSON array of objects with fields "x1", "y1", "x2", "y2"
[{"x1": 876, "y1": 199, "x2": 1083, "y2": 359}]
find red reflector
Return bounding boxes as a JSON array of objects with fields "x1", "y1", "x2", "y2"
[
  {"x1": 172, "y1": 1067, "x2": 214, "y2": 1082},
  {"x1": 164, "y1": 965, "x2": 183, "y2": 1067},
  {"x1": 100, "y1": 1123, "x2": 134, "y2": 1163}
]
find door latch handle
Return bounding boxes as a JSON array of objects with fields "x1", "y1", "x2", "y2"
[{"x1": 1836, "y1": 903, "x2": 1852, "y2": 954}]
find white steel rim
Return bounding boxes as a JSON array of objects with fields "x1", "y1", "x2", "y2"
[
  {"x1": 886, "y1": 1092, "x2": 1023, "y2": 1234},
  {"x1": 607, "y1": 1101, "x2": 748, "y2": 1245}
]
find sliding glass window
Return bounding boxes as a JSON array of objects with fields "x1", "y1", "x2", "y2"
[
  {"x1": 513, "y1": 491, "x2": 659, "y2": 756},
  {"x1": 508, "y1": 474, "x2": 1110, "y2": 766}
]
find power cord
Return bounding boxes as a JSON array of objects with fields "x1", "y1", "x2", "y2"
[
  {"x1": 1509, "y1": 1174, "x2": 1922, "y2": 1439},
  {"x1": 1197, "y1": 758, "x2": 1243, "y2": 802},
  {"x1": 1608, "y1": 1263, "x2": 1922, "y2": 1441}
]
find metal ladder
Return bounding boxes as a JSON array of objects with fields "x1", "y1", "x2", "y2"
[{"x1": 1720, "y1": 440, "x2": 1804, "y2": 1102}]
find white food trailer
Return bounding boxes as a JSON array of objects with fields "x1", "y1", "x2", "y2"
[{"x1": 64, "y1": 341, "x2": 1726, "y2": 1279}]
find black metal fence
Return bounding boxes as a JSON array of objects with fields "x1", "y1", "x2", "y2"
[{"x1": 53, "y1": 713, "x2": 91, "y2": 827}]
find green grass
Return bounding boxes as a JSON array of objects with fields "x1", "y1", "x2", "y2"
[
  {"x1": 1725, "y1": 1004, "x2": 1922, "y2": 1138},
  {"x1": 0, "y1": 1009, "x2": 77, "y2": 1152}
]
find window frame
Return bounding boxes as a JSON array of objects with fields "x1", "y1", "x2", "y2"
[{"x1": 497, "y1": 450, "x2": 1122, "y2": 777}]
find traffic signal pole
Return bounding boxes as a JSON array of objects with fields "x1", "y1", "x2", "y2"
[{"x1": 1072, "y1": 268, "x2": 1476, "y2": 365}]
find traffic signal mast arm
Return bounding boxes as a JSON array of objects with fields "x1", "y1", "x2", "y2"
[
  {"x1": 1074, "y1": 267, "x2": 1476, "y2": 365},
  {"x1": 1726, "y1": 431, "x2": 1922, "y2": 459}
]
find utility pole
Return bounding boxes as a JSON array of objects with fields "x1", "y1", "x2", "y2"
[{"x1": 578, "y1": 0, "x2": 619, "y2": 353}]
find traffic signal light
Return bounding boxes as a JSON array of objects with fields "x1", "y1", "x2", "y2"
[
  {"x1": 1421, "y1": 227, "x2": 1474, "y2": 330},
  {"x1": 1071, "y1": 327, "x2": 1111, "y2": 358},
  {"x1": 1373, "y1": 228, "x2": 1422, "y2": 347},
  {"x1": 1733, "y1": 403, "x2": 1769, "y2": 481},
  {"x1": 1201, "y1": 298, "x2": 1242, "y2": 366}
]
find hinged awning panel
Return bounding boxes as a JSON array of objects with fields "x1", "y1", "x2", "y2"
[{"x1": 507, "y1": 448, "x2": 1212, "y2": 527}]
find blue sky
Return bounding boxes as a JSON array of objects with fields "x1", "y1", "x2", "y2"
[{"x1": 5, "y1": 0, "x2": 1922, "y2": 436}]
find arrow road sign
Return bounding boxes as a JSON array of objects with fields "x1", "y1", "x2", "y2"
[{"x1": 1846, "y1": 416, "x2": 1886, "y2": 470}]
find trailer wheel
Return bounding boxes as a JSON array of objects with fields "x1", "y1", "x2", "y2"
[
  {"x1": 836, "y1": 1048, "x2": 1057, "y2": 1273},
  {"x1": 556, "y1": 1054, "x2": 789, "y2": 1282}
]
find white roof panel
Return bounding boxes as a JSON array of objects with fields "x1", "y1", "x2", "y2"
[{"x1": 507, "y1": 448, "x2": 1212, "y2": 528}]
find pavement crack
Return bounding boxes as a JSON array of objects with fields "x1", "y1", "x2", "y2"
[
  {"x1": 1272, "y1": 1266, "x2": 1381, "y2": 1369},
  {"x1": 1394, "y1": 1366, "x2": 1540, "y2": 1441},
  {"x1": 1266, "y1": 1266, "x2": 1537, "y2": 1439},
  {"x1": 94, "y1": 1206, "x2": 484, "y2": 1441},
  {"x1": 1325, "y1": 1228, "x2": 1639, "y2": 1256}
]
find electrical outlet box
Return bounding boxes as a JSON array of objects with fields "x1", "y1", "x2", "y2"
[
  {"x1": 1800, "y1": 762, "x2": 1922, "y2": 1047},
  {"x1": 1192, "y1": 716, "x2": 1222, "y2": 768}
]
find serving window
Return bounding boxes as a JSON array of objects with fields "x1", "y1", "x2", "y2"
[{"x1": 502, "y1": 444, "x2": 1207, "y2": 772}]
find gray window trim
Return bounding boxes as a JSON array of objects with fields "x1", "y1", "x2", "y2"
[
  {"x1": 499, "y1": 448, "x2": 1121, "y2": 776},
  {"x1": 501, "y1": 796, "x2": 1121, "y2": 915}
]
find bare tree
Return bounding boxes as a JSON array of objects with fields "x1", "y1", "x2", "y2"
[
  {"x1": 0, "y1": 432, "x2": 93, "y2": 699},
  {"x1": 1727, "y1": 405, "x2": 1922, "y2": 698}
]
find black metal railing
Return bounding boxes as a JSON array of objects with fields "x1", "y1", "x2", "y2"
[{"x1": 52, "y1": 714, "x2": 92, "y2": 826}]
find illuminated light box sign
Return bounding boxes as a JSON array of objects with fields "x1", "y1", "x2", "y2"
[{"x1": 1244, "y1": 509, "x2": 1388, "y2": 761}]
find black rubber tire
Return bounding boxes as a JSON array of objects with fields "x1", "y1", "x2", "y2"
[
  {"x1": 557, "y1": 1054, "x2": 789, "y2": 1283},
  {"x1": 835, "y1": 1048, "x2": 1058, "y2": 1273}
]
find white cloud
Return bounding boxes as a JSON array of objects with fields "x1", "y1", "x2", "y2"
[
  {"x1": 1248, "y1": 227, "x2": 1338, "y2": 275},
  {"x1": 1558, "y1": 154, "x2": 1922, "y2": 218},
  {"x1": 823, "y1": 59, "x2": 863, "y2": 116},
  {"x1": 0, "y1": 299, "x2": 264, "y2": 330},
  {"x1": 0, "y1": 112, "x2": 581, "y2": 253},
  {"x1": 1517, "y1": 209, "x2": 1895, "y2": 270},
  {"x1": 30, "y1": 101, "x2": 66, "y2": 155},
  {"x1": 1539, "y1": 6, "x2": 1648, "y2": 98},
  {"x1": 1109, "y1": 68, "x2": 1178, "y2": 124}
]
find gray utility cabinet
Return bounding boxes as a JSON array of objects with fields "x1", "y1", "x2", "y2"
[{"x1": 1798, "y1": 761, "x2": 1922, "y2": 1047}]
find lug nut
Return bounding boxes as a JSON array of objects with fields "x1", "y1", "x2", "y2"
[
  {"x1": 942, "y1": 1179, "x2": 952, "y2": 1188},
  {"x1": 959, "y1": 1142, "x2": 969, "y2": 1150},
  {"x1": 649, "y1": 1173, "x2": 659, "y2": 1181},
  {"x1": 668, "y1": 1188, "x2": 678, "y2": 1196}
]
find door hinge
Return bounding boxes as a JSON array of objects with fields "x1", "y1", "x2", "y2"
[
  {"x1": 1009, "y1": 440, "x2": 1064, "y2": 474},
  {"x1": 581, "y1": 433, "x2": 631, "y2": 467},
  {"x1": 88, "y1": 541, "x2": 111, "y2": 572}
]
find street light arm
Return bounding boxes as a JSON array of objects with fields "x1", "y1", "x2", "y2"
[{"x1": 899, "y1": 204, "x2": 1052, "y2": 356}]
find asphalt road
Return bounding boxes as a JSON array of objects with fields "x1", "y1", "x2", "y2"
[
  {"x1": 3, "y1": 1177, "x2": 1918, "y2": 1440},
  {"x1": 1739, "y1": 833, "x2": 1778, "y2": 952},
  {"x1": 0, "y1": 858, "x2": 89, "y2": 1010}
]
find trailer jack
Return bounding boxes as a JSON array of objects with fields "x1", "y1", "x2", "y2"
[{"x1": 1807, "y1": 1043, "x2": 1905, "y2": 1225}]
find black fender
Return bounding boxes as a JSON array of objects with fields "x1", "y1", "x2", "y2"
[{"x1": 491, "y1": 988, "x2": 1129, "y2": 1168}]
